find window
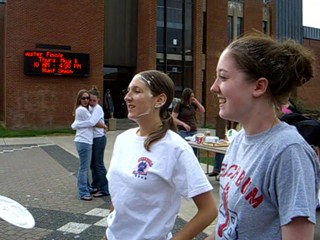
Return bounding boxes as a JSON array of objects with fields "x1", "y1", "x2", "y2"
[
  {"x1": 237, "y1": 17, "x2": 243, "y2": 38},
  {"x1": 156, "y1": 0, "x2": 194, "y2": 92},
  {"x1": 228, "y1": 1, "x2": 243, "y2": 41},
  {"x1": 262, "y1": 20, "x2": 268, "y2": 34},
  {"x1": 228, "y1": 16, "x2": 233, "y2": 43}
]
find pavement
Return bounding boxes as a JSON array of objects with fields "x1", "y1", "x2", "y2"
[{"x1": 0, "y1": 130, "x2": 320, "y2": 239}]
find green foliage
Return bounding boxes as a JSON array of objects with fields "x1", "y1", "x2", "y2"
[{"x1": 199, "y1": 150, "x2": 215, "y2": 165}]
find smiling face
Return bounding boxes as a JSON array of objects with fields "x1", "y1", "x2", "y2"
[
  {"x1": 79, "y1": 92, "x2": 90, "y2": 107},
  {"x1": 89, "y1": 94, "x2": 98, "y2": 107},
  {"x1": 124, "y1": 74, "x2": 160, "y2": 122},
  {"x1": 210, "y1": 50, "x2": 256, "y2": 123}
]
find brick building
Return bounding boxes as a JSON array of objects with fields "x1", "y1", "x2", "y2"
[
  {"x1": 0, "y1": 0, "x2": 319, "y2": 130},
  {"x1": 0, "y1": 0, "x2": 104, "y2": 129}
]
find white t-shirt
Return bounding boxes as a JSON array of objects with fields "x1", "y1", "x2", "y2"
[
  {"x1": 71, "y1": 104, "x2": 105, "y2": 138},
  {"x1": 73, "y1": 105, "x2": 93, "y2": 144},
  {"x1": 90, "y1": 104, "x2": 105, "y2": 138},
  {"x1": 106, "y1": 128, "x2": 213, "y2": 240}
]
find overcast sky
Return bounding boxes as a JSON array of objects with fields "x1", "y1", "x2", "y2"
[{"x1": 303, "y1": 0, "x2": 320, "y2": 28}]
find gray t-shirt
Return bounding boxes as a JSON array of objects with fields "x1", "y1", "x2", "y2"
[{"x1": 216, "y1": 122, "x2": 320, "y2": 239}]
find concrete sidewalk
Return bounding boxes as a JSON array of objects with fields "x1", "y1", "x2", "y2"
[
  {"x1": 0, "y1": 131, "x2": 218, "y2": 239},
  {"x1": 1, "y1": 131, "x2": 320, "y2": 239}
]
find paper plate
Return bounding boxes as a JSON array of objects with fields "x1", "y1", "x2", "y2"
[{"x1": 0, "y1": 195, "x2": 35, "y2": 229}]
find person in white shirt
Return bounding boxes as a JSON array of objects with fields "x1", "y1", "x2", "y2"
[
  {"x1": 72, "y1": 89, "x2": 94, "y2": 201},
  {"x1": 104, "y1": 70, "x2": 217, "y2": 240},
  {"x1": 72, "y1": 86, "x2": 109, "y2": 197}
]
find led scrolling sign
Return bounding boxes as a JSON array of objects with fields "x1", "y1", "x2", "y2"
[{"x1": 24, "y1": 50, "x2": 90, "y2": 76}]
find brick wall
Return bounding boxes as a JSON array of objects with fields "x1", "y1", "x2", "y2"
[
  {"x1": 5, "y1": 1, "x2": 104, "y2": 130},
  {"x1": 0, "y1": 4, "x2": 4, "y2": 122},
  {"x1": 203, "y1": 0, "x2": 277, "y2": 135},
  {"x1": 193, "y1": 0, "x2": 204, "y2": 125},
  {"x1": 136, "y1": 0, "x2": 157, "y2": 74},
  {"x1": 205, "y1": 0, "x2": 229, "y2": 136},
  {"x1": 243, "y1": 0, "x2": 263, "y2": 33},
  {"x1": 300, "y1": 38, "x2": 320, "y2": 111},
  {"x1": 2, "y1": 1, "x2": 318, "y2": 130}
]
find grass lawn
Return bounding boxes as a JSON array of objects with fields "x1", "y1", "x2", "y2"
[
  {"x1": 199, "y1": 149, "x2": 215, "y2": 165},
  {"x1": 0, "y1": 125, "x2": 75, "y2": 138}
]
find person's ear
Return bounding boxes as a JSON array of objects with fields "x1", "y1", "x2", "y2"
[
  {"x1": 252, "y1": 77, "x2": 268, "y2": 97},
  {"x1": 154, "y1": 93, "x2": 167, "y2": 109}
]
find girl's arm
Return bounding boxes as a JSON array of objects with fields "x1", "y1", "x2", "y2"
[
  {"x1": 192, "y1": 97, "x2": 205, "y2": 113},
  {"x1": 172, "y1": 191, "x2": 218, "y2": 240},
  {"x1": 281, "y1": 217, "x2": 314, "y2": 240},
  {"x1": 95, "y1": 121, "x2": 108, "y2": 132},
  {"x1": 171, "y1": 111, "x2": 191, "y2": 131},
  {"x1": 72, "y1": 107, "x2": 105, "y2": 129}
]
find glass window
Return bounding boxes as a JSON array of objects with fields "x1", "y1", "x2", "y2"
[
  {"x1": 236, "y1": 17, "x2": 243, "y2": 38},
  {"x1": 185, "y1": 0, "x2": 193, "y2": 55},
  {"x1": 202, "y1": 12, "x2": 207, "y2": 53},
  {"x1": 156, "y1": 0, "x2": 194, "y2": 93},
  {"x1": 228, "y1": 16, "x2": 233, "y2": 43},
  {"x1": 262, "y1": 20, "x2": 268, "y2": 34},
  {"x1": 166, "y1": 0, "x2": 183, "y2": 54},
  {"x1": 157, "y1": 3, "x2": 165, "y2": 53}
]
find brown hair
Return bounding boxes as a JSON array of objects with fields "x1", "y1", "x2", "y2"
[
  {"x1": 138, "y1": 70, "x2": 178, "y2": 151},
  {"x1": 73, "y1": 89, "x2": 90, "y2": 116},
  {"x1": 226, "y1": 33, "x2": 315, "y2": 109},
  {"x1": 180, "y1": 88, "x2": 193, "y2": 106},
  {"x1": 89, "y1": 85, "x2": 100, "y2": 98}
]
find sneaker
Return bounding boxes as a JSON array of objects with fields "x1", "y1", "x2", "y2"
[
  {"x1": 93, "y1": 192, "x2": 110, "y2": 198},
  {"x1": 80, "y1": 196, "x2": 93, "y2": 201},
  {"x1": 90, "y1": 188, "x2": 98, "y2": 194},
  {"x1": 207, "y1": 170, "x2": 220, "y2": 177}
]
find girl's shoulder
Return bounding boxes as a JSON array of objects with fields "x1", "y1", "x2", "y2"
[{"x1": 77, "y1": 105, "x2": 89, "y2": 112}]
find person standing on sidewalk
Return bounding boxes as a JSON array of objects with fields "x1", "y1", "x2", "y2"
[
  {"x1": 72, "y1": 89, "x2": 94, "y2": 201},
  {"x1": 104, "y1": 70, "x2": 217, "y2": 240},
  {"x1": 205, "y1": 34, "x2": 320, "y2": 240},
  {"x1": 72, "y1": 86, "x2": 109, "y2": 198},
  {"x1": 104, "y1": 89, "x2": 114, "y2": 119}
]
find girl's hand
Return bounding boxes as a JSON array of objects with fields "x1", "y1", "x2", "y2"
[{"x1": 184, "y1": 123, "x2": 191, "y2": 132}]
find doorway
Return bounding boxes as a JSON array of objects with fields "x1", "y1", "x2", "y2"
[{"x1": 103, "y1": 67, "x2": 133, "y2": 119}]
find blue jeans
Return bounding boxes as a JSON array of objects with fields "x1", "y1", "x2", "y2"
[
  {"x1": 179, "y1": 130, "x2": 198, "y2": 157},
  {"x1": 91, "y1": 135, "x2": 109, "y2": 194},
  {"x1": 214, "y1": 153, "x2": 225, "y2": 172},
  {"x1": 75, "y1": 141, "x2": 92, "y2": 198}
]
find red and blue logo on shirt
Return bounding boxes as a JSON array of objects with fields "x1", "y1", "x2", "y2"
[{"x1": 132, "y1": 157, "x2": 153, "y2": 180}]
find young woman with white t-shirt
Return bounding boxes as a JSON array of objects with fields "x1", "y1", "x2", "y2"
[
  {"x1": 72, "y1": 89, "x2": 94, "y2": 201},
  {"x1": 104, "y1": 70, "x2": 217, "y2": 240}
]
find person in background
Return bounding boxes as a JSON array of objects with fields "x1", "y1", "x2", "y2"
[
  {"x1": 208, "y1": 121, "x2": 240, "y2": 179},
  {"x1": 207, "y1": 153, "x2": 224, "y2": 179},
  {"x1": 172, "y1": 88, "x2": 205, "y2": 156},
  {"x1": 280, "y1": 112, "x2": 320, "y2": 160},
  {"x1": 104, "y1": 70, "x2": 217, "y2": 240},
  {"x1": 104, "y1": 89, "x2": 114, "y2": 119},
  {"x1": 72, "y1": 89, "x2": 94, "y2": 201},
  {"x1": 205, "y1": 34, "x2": 320, "y2": 240},
  {"x1": 72, "y1": 86, "x2": 109, "y2": 198}
]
